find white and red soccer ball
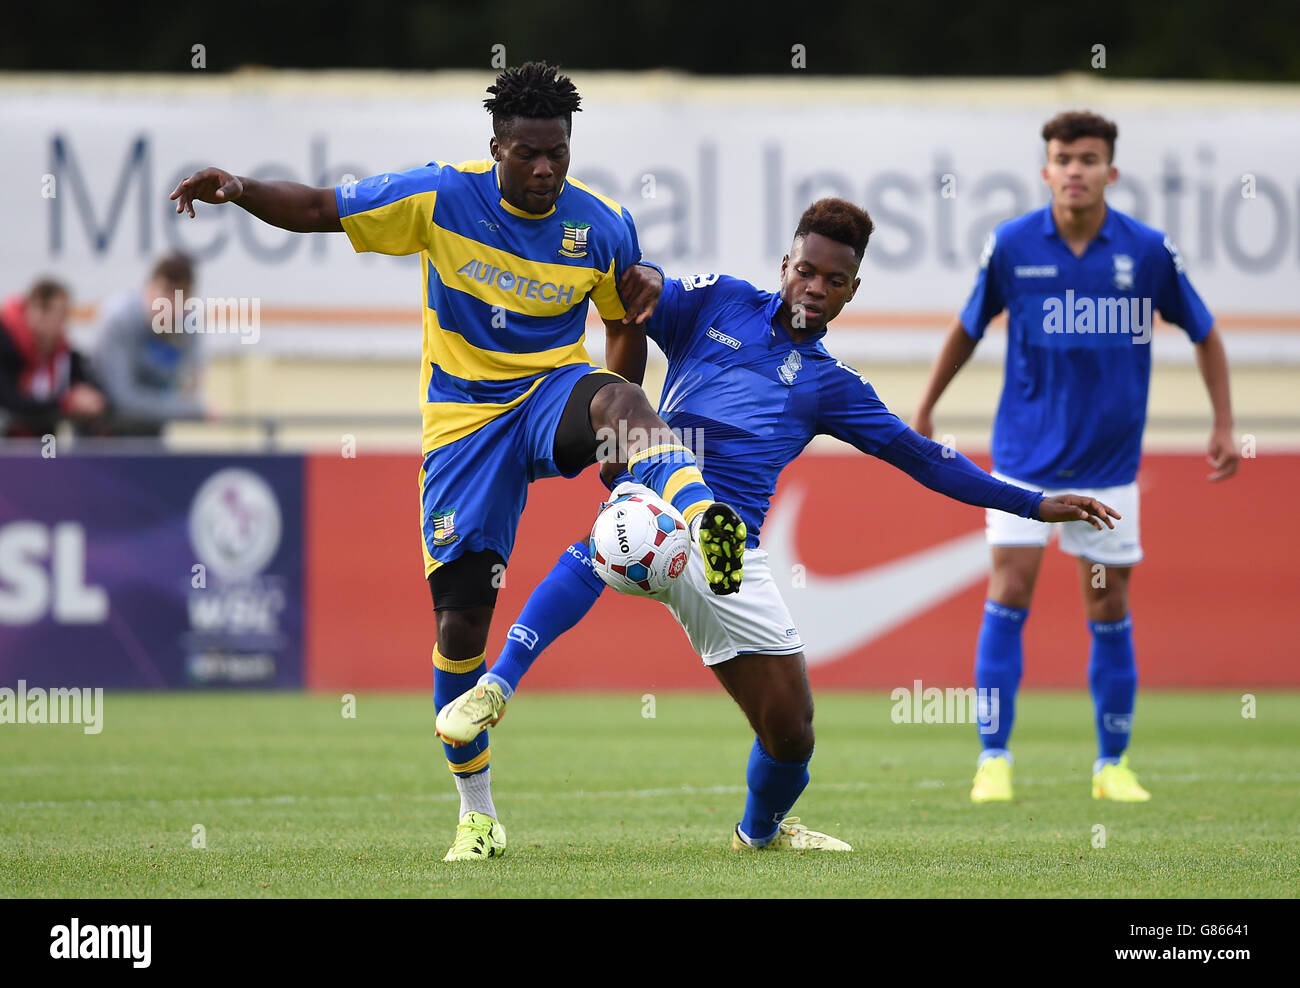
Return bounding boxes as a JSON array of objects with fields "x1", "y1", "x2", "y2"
[{"x1": 589, "y1": 491, "x2": 691, "y2": 597}]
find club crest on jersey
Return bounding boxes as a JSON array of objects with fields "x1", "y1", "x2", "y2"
[
  {"x1": 430, "y1": 509, "x2": 459, "y2": 546},
  {"x1": 559, "y1": 221, "x2": 591, "y2": 258},
  {"x1": 1112, "y1": 254, "x2": 1135, "y2": 290},
  {"x1": 778, "y1": 350, "x2": 803, "y2": 386}
]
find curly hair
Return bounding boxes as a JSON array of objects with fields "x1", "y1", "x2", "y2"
[
  {"x1": 484, "y1": 61, "x2": 582, "y2": 140},
  {"x1": 1042, "y1": 111, "x2": 1118, "y2": 162},
  {"x1": 793, "y1": 198, "x2": 874, "y2": 261}
]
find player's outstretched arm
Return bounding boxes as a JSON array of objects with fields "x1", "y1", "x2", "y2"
[
  {"x1": 1036, "y1": 494, "x2": 1120, "y2": 530},
  {"x1": 911, "y1": 316, "x2": 978, "y2": 438},
  {"x1": 871, "y1": 428, "x2": 1121, "y2": 530},
  {"x1": 170, "y1": 168, "x2": 342, "y2": 233}
]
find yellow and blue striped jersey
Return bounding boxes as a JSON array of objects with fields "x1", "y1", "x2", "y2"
[{"x1": 335, "y1": 160, "x2": 643, "y2": 453}]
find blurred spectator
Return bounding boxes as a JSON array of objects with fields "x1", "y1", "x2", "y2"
[
  {"x1": 93, "y1": 250, "x2": 206, "y2": 437},
  {"x1": 0, "y1": 278, "x2": 106, "y2": 438}
]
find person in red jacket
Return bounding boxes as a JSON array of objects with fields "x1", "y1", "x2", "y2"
[{"x1": 0, "y1": 279, "x2": 106, "y2": 438}]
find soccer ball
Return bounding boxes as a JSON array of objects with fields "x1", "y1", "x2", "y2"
[{"x1": 589, "y1": 491, "x2": 691, "y2": 597}]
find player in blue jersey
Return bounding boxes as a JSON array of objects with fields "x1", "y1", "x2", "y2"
[
  {"x1": 169, "y1": 62, "x2": 749, "y2": 860},
  {"x1": 437, "y1": 198, "x2": 1120, "y2": 851},
  {"x1": 911, "y1": 111, "x2": 1239, "y2": 804}
]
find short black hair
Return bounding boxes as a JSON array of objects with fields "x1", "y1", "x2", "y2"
[
  {"x1": 1042, "y1": 110, "x2": 1118, "y2": 162},
  {"x1": 484, "y1": 61, "x2": 582, "y2": 140},
  {"x1": 793, "y1": 198, "x2": 874, "y2": 261}
]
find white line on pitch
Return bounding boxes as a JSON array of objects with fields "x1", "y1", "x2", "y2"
[{"x1": 2, "y1": 773, "x2": 1298, "y2": 812}]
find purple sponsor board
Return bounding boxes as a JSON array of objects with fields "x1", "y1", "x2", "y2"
[{"x1": 0, "y1": 455, "x2": 303, "y2": 688}]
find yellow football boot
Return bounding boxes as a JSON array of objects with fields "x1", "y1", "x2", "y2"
[
  {"x1": 970, "y1": 755, "x2": 1014, "y2": 803},
  {"x1": 442, "y1": 811, "x2": 507, "y2": 861},
  {"x1": 436, "y1": 682, "x2": 507, "y2": 747},
  {"x1": 1092, "y1": 755, "x2": 1152, "y2": 802}
]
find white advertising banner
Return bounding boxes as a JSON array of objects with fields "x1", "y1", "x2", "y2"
[{"x1": 4, "y1": 72, "x2": 1298, "y2": 357}]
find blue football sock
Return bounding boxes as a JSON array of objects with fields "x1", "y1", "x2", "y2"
[
  {"x1": 974, "y1": 600, "x2": 1027, "y2": 751},
  {"x1": 433, "y1": 648, "x2": 490, "y2": 775},
  {"x1": 483, "y1": 542, "x2": 606, "y2": 699},
  {"x1": 737, "y1": 738, "x2": 811, "y2": 847},
  {"x1": 1088, "y1": 614, "x2": 1137, "y2": 760},
  {"x1": 626, "y1": 442, "x2": 714, "y2": 526}
]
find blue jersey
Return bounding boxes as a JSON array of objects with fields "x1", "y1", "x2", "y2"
[
  {"x1": 644, "y1": 274, "x2": 1040, "y2": 546},
  {"x1": 960, "y1": 204, "x2": 1214, "y2": 488}
]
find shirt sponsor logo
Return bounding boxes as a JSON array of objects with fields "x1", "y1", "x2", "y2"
[
  {"x1": 1041, "y1": 290, "x2": 1153, "y2": 344},
  {"x1": 456, "y1": 260, "x2": 576, "y2": 306},
  {"x1": 1014, "y1": 264, "x2": 1058, "y2": 278},
  {"x1": 706, "y1": 327, "x2": 741, "y2": 350}
]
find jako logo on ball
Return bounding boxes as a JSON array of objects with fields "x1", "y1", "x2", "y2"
[{"x1": 590, "y1": 491, "x2": 691, "y2": 597}]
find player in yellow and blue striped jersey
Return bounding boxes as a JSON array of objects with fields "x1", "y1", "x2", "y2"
[{"x1": 169, "y1": 61, "x2": 748, "y2": 861}]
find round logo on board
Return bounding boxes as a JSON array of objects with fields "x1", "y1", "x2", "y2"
[{"x1": 188, "y1": 468, "x2": 282, "y2": 580}]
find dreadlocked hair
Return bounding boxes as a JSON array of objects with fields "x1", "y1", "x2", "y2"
[{"x1": 484, "y1": 61, "x2": 582, "y2": 139}]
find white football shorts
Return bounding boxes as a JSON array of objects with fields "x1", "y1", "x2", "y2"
[
  {"x1": 658, "y1": 545, "x2": 805, "y2": 665},
  {"x1": 985, "y1": 471, "x2": 1142, "y2": 566},
  {"x1": 605, "y1": 481, "x2": 804, "y2": 665}
]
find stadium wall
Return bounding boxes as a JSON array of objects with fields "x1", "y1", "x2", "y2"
[
  {"x1": 4, "y1": 451, "x2": 1290, "y2": 690},
  {"x1": 305, "y1": 452, "x2": 1296, "y2": 691}
]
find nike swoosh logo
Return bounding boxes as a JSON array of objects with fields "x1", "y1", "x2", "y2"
[{"x1": 764, "y1": 485, "x2": 991, "y2": 667}]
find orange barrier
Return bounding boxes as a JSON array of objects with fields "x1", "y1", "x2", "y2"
[{"x1": 305, "y1": 453, "x2": 1295, "y2": 691}]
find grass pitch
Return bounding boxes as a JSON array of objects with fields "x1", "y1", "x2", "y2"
[{"x1": 1, "y1": 691, "x2": 1295, "y2": 898}]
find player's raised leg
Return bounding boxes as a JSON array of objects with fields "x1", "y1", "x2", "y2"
[
  {"x1": 1077, "y1": 559, "x2": 1149, "y2": 801},
  {"x1": 712, "y1": 652, "x2": 850, "y2": 851},
  {"x1": 587, "y1": 380, "x2": 746, "y2": 595},
  {"x1": 972, "y1": 544, "x2": 1045, "y2": 803},
  {"x1": 436, "y1": 539, "x2": 606, "y2": 744}
]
